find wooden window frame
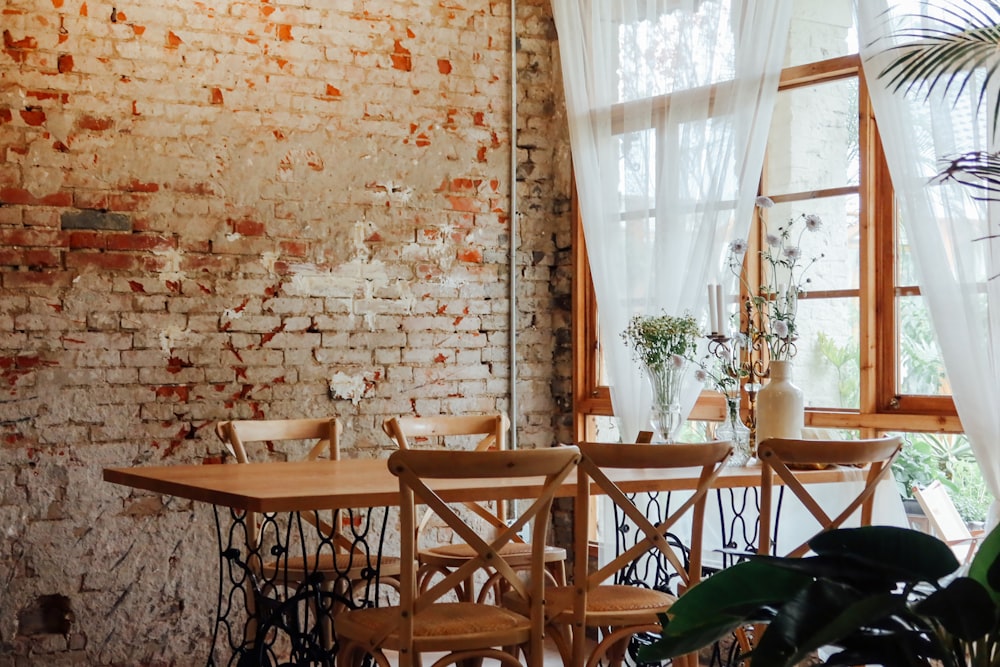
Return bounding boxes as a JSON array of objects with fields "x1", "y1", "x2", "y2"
[{"x1": 573, "y1": 54, "x2": 963, "y2": 442}]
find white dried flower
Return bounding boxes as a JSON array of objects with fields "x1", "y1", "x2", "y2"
[
  {"x1": 772, "y1": 319, "x2": 789, "y2": 339},
  {"x1": 805, "y1": 214, "x2": 823, "y2": 231}
]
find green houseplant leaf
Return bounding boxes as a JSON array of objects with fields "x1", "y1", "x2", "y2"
[{"x1": 636, "y1": 559, "x2": 812, "y2": 660}]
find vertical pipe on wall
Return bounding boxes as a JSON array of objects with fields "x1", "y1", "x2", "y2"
[{"x1": 509, "y1": 0, "x2": 519, "y2": 452}]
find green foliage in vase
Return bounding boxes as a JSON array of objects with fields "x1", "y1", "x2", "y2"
[{"x1": 621, "y1": 311, "x2": 700, "y2": 370}]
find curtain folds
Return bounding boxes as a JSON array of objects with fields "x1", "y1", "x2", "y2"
[
  {"x1": 552, "y1": 0, "x2": 792, "y2": 440},
  {"x1": 858, "y1": 2, "x2": 1000, "y2": 522}
]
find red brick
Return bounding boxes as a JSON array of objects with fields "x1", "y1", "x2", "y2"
[
  {"x1": 65, "y1": 251, "x2": 139, "y2": 271},
  {"x1": 20, "y1": 109, "x2": 46, "y2": 126},
  {"x1": 438, "y1": 59, "x2": 452, "y2": 74},
  {"x1": 77, "y1": 115, "x2": 113, "y2": 131},
  {"x1": 167, "y1": 31, "x2": 183, "y2": 47},
  {"x1": 0, "y1": 109, "x2": 11, "y2": 124},
  {"x1": 325, "y1": 84, "x2": 341, "y2": 97},
  {"x1": 457, "y1": 247, "x2": 483, "y2": 263},
  {"x1": 279, "y1": 240, "x2": 308, "y2": 257},
  {"x1": 210, "y1": 87, "x2": 224, "y2": 105},
  {"x1": 447, "y1": 196, "x2": 480, "y2": 212},
  {"x1": 68, "y1": 231, "x2": 105, "y2": 249},
  {"x1": 231, "y1": 218, "x2": 266, "y2": 236},
  {"x1": 120, "y1": 179, "x2": 159, "y2": 193},
  {"x1": 277, "y1": 24, "x2": 293, "y2": 41},
  {"x1": 0, "y1": 187, "x2": 72, "y2": 207},
  {"x1": 23, "y1": 249, "x2": 62, "y2": 268},
  {"x1": 0, "y1": 228, "x2": 67, "y2": 247},
  {"x1": 106, "y1": 233, "x2": 176, "y2": 251},
  {"x1": 106, "y1": 193, "x2": 148, "y2": 212},
  {"x1": 2, "y1": 270, "x2": 73, "y2": 289},
  {"x1": 392, "y1": 40, "x2": 411, "y2": 71},
  {"x1": 57, "y1": 54, "x2": 73, "y2": 73},
  {"x1": 0, "y1": 249, "x2": 23, "y2": 265},
  {"x1": 2, "y1": 30, "x2": 37, "y2": 64}
]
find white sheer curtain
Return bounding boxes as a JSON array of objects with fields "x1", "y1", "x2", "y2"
[
  {"x1": 552, "y1": 0, "x2": 793, "y2": 441},
  {"x1": 859, "y1": 2, "x2": 1000, "y2": 523}
]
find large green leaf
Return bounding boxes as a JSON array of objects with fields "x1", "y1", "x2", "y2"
[
  {"x1": 752, "y1": 582, "x2": 905, "y2": 667},
  {"x1": 636, "y1": 559, "x2": 812, "y2": 661},
  {"x1": 915, "y1": 577, "x2": 996, "y2": 640},
  {"x1": 809, "y1": 526, "x2": 960, "y2": 582},
  {"x1": 968, "y1": 522, "x2": 1000, "y2": 603}
]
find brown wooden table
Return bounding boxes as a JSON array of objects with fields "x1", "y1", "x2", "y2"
[
  {"x1": 103, "y1": 457, "x2": 854, "y2": 512},
  {"x1": 103, "y1": 457, "x2": 863, "y2": 667}
]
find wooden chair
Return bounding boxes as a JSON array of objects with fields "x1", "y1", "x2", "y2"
[
  {"x1": 534, "y1": 440, "x2": 732, "y2": 667},
  {"x1": 757, "y1": 436, "x2": 904, "y2": 558},
  {"x1": 382, "y1": 413, "x2": 568, "y2": 602},
  {"x1": 913, "y1": 480, "x2": 983, "y2": 564},
  {"x1": 215, "y1": 418, "x2": 401, "y2": 645},
  {"x1": 335, "y1": 446, "x2": 581, "y2": 667}
]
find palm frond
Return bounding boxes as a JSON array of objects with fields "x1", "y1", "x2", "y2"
[
  {"x1": 931, "y1": 150, "x2": 1000, "y2": 200},
  {"x1": 877, "y1": 0, "x2": 1000, "y2": 133}
]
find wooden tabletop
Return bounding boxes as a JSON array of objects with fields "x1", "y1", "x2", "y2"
[{"x1": 103, "y1": 457, "x2": 859, "y2": 513}]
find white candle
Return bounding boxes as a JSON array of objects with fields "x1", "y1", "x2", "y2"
[
  {"x1": 707, "y1": 285, "x2": 718, "y2": 334},
  {"x1": 714, "y1": 284, "x2": 725, "y2": 336}
]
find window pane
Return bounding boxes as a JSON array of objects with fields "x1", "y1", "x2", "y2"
[
  {"x1": 766, "y1": 78, "x2": 860, "y2": 194},
  {"x1": 895, "y1": 215, "x2": 950, "y2": 397},
  {"x1": 784, "y1": 0, "x2": 856, "y2": 68},
  {"x1": 897, "y1": 295, "x2": 949, "y2": 396},
  {"x1": 792, "y1": 296, "x2": 860, "y2": 409},
  {"x1": 761, "y1": 196, "x2": 859, "y2": 293}
]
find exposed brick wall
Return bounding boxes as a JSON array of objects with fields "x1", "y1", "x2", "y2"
[{"x1": 0, "y1": 0, "x2": 572, "y2": 663}]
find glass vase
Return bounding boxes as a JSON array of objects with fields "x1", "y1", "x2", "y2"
[
  {"x1": 645, "y1": 361, "x2": 686, "y2": 443},
  {"x1": 755, "y1": 359, "x2": 804, "y2": 445},
  {"x1": 715, "y1": 392, "x2": 751, "y2": 466}
]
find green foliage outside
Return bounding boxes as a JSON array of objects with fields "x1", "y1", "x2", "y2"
[{"x1": 813, "y1": 317, "x2": 989, "y2": 523}]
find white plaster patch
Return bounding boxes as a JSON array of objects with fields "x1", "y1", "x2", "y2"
[
  {"x1": 368, "y1": 180, "x2": 414, "y2": 204},
  {"x1": 154, "y1": 248, "x2": 185, "y2": 282},
  {"x1": 158, "y1": 325, "x2": 189, "y2": 355},
  {"x1": 222, "y1": 306, "x2": 244, "y2": 319},
  {"x1": 328, "y1": 371, "x2": 372, "y2": 405},
  {"x1": 261, "y1": 251, "x2": 280, "y2": 274},
  {"x1": 24, "y1": 168, "x2": 65, "y2": 199},
  {"x1": 226, "y1": 232, "x2": 242, "y2": 242},
  {"x1": 284, "y1": 259, "x2": 390, "y2": 298}
]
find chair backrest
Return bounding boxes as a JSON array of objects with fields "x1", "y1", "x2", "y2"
[
  {"x1": 757, "y1": 436, "x2": 904, "y2": 558},
  {"x1": 913, "y1": 479, "x2": 973, "y2": 544},
  {"x1": 215, "y1": 417, "x2": 342, "y2": 464},
  {"x1": 565, "y1": 439, "x2": 732, "y2": 645},
  {"x1": 214, "y1": 417, "x2": 344, "y2": 548},
  {"x1": 383, "y1": 413, "x2": 511, "y2": 535},
  {"x1": 387, "y1": 446, "x2": 580, "y2": 666}
]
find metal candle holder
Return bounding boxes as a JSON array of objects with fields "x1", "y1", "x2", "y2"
[{"x1": 706, "y1": 299, "x2": 774, "y2": 456}]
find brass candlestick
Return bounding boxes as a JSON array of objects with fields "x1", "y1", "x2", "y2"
[{"x1": 707, "y1": 299, "x2": 773, "y2": 457}]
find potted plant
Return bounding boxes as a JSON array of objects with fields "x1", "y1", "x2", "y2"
[
  {"x1": 637, "y1": 523, "x2": 1000, "y2": 667},
  {"x1": 621, "y1": 311, "x2": 700, "y2": 443}
]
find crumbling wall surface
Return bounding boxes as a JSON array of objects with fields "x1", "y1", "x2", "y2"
[{"x1": 0, "y1": 0, "x2": 571, "y2": 663}]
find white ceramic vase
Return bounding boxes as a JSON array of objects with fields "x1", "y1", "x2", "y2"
[{"x1": 755, "y1": 360, "x2": 804, "y2": 444}]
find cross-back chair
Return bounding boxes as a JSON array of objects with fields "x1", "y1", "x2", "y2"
[
  {"x1": 730, "y1": 436, "x2": 905, "y2": 659},
  {"x1": 335, "y1": 446, "x2": 581, "y2": 667},
  {"x1": 534, "y1": 440, "x2": 732, "y2": 667},
  {"x1": 382, "y1": 413, "x2": 568, "y2": 602},
  {"x1": 215, "y1": 418, "x2": 401, "y2": 645},
  {"x1": 757, "y1": 436, "x2": 904, "y2": 558}
]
